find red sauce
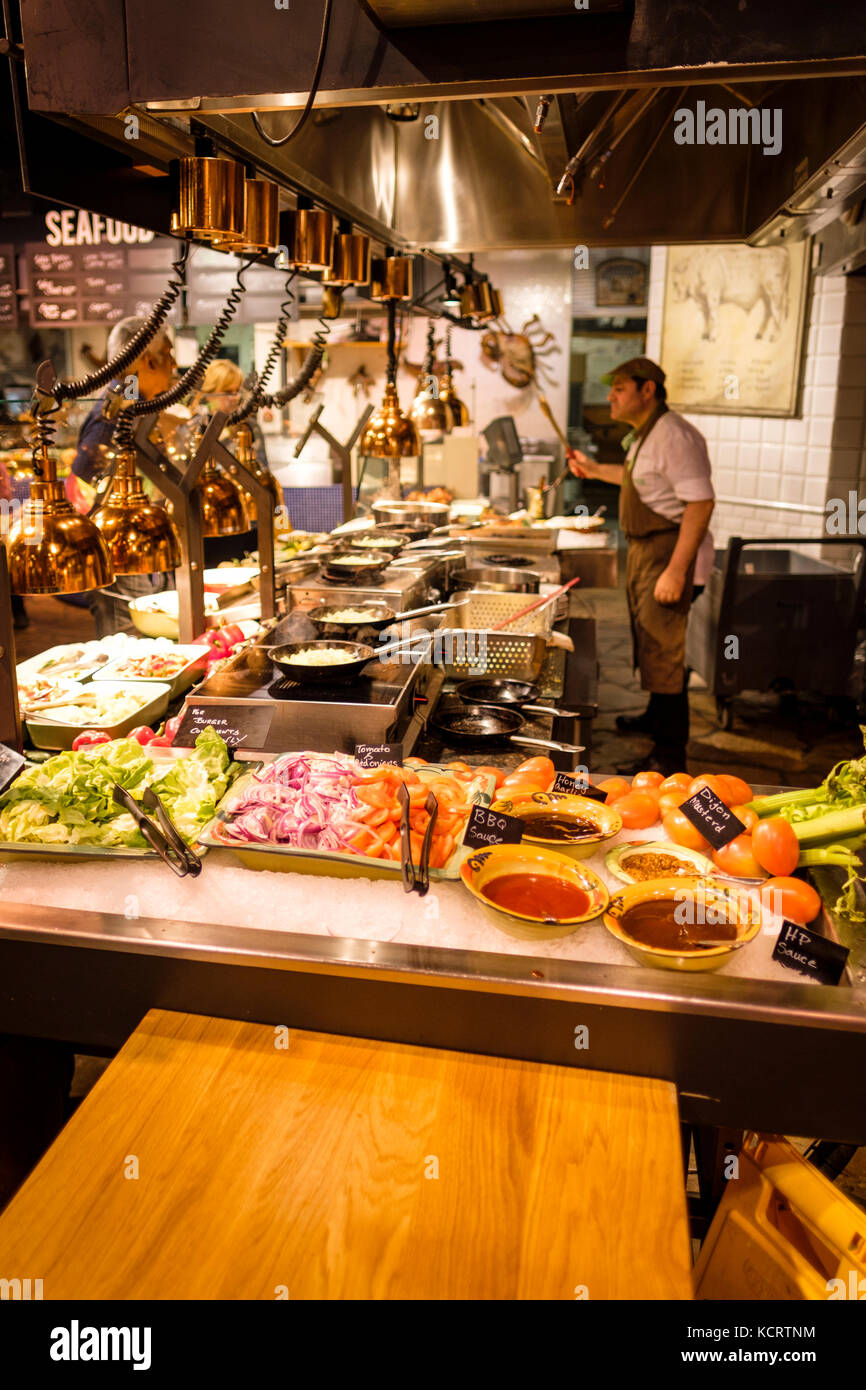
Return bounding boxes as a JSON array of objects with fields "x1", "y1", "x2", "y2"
[{"x1": 481, "y1": 872, "x2": 590, "y2": 921}]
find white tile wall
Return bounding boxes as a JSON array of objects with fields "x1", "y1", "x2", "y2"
[{"x1": 647, "y1": 247, "x2": 866, "y2": 546}]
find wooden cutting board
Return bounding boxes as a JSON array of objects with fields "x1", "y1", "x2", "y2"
[{"x1": 0, "y1": 1009, "x2": 692, "y2": 1300}]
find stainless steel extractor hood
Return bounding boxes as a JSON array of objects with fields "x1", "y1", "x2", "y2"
[{"x1": 5, "y1": 0, "x2": 866, "y2": 254}]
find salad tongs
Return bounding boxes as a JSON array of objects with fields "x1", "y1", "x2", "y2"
[
  {"x1": 112, "y1": 784, "x2": 201, "y2": 878},
  {"x1": 397, "y1": 782, "x2": 438, "y2": 897}
]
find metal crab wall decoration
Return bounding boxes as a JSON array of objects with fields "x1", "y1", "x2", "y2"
[{"x1": 480, "y1": 313, "x2": 560, "y2": 390}]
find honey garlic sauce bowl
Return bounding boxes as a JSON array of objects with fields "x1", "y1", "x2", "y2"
[
  {"x1": 603, "y1": 877, "x2": 762, "y2": 972},
  {"x1": 490, "y1": 790, "x2": 622, "y2": 861},
  {"x1": 459, "y1": 843, "x2": 609, "y2": 941}
]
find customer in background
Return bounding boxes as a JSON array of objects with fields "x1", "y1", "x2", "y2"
[
  {"x1": 187, "y1": 358, "x2": 260, "y2": 567},
  {"x1": 66, "y1": 318, "x2": 178, "y2": 636},
  {"x1": 568, "y1": 356, "x2": 714, "y2": 776}
]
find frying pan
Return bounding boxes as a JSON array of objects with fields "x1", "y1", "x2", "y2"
[
  {"x1": 334, "y1": 530, "x2": 407, "y2": 556},
  {"x1": 430, "y1": 699, "x2": 584, "y2": 754},
  {"x1": 322, "y1": 549, "x2": 394, "y2": 582},
  {"x1": 454, "y1": 676, "x2": 586, "y2": 721},
  {"x1": 307, "y1": 599, "x2": 464, "y2": 636},
  {"x1": 267, "y1": 640, "x2": 376, "y2": 683}
]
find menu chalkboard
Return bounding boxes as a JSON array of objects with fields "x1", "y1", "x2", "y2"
[
  {"x1": 0, "y1": 742, "x2": 26, "y2": 795},
  {"x1": 463, "y1": 804, "x2": 526, "y2": 849},
  {"x1": 551, "y1": 771, "x2": 608, "y2": 803},
  {"x1": 173, "y1": 704, "x2": 274, "y2": 751},
  {"x1": 0, "y1": 246, "x2": 18, "y2": 327},
  {"x1": 772, "y1": 920, "x2": 849, "y2": 985},
  {"x1": 680, "y1": 787, "x2": 745, "y2": 850},
  {"x1": 355, "y1": 742, "x2": 403, "y2": 768}
]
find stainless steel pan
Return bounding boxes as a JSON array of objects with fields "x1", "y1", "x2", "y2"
[{"x1": 430, "y1": 699, "x2": 584, "y2": 754}]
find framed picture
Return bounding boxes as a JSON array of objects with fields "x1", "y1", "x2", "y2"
[
  {"x1": 596, "y1": 258, "x2": 648, "y2": 307},
  {"x1": 660, "y1": 240, "x2": 810, "y2": 417}
]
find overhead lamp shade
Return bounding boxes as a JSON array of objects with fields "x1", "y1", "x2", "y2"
[
  {"x1": 6, "y1": 478, "x2": 114, "y2": 594},
  {"x1": 288, "y1": 209, "x2": 334, "y2": 271},
  {"x1": 475, "y1": 280, "x2": 496, "y2": 320},
  {"x1": 490, "y1": 286, "x2": 504, "y2": 318},
  {"x1": 360, "y1": 383, "x2": 420, "y2": 458},
  {"x1": 458, "y1": 284, "x2": 479, "y2": 317},
  {"x1": 194, "y1": 464, "x2": 250, "y2": 536},
  {"x1": 170, "y1": 156, "x2": 245, "y2": 241},
  {"x1": 326, "y1": 232, "x2": 371, "y2": 286},
  {"x1": 411, "y1": 385, "x2": 454, "y2": 435},
  {"x1": 213, "y1": 177, "x2": 280, "y2": 254},
  {"x1": 95, "y1": 454, "x2": 181, "y2": 574},
  {"x1": 370, "y1": 256, "x2": 413, "y2": 301}
]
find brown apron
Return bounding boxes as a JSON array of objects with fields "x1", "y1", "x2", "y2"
[{"x1": 619, "y1": 405, "x2": 695, "y2": 695}]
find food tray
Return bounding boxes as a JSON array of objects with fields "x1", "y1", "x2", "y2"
[
  {"x1": 92, "y1": 644, "x2": 207, "y2": 699},
  {"x1": 198, "y1": 763, "x2": 496, "y2": 880},
  {"x1": 25, "y1": 681, "x2": 172, "y2": 751},
  {"x1": 0, "y1": 749, "x2": 236, "y2": 865}
]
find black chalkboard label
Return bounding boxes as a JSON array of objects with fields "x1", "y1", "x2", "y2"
[
  {"x1": 0, "y1": 743, "x2": 26, "y2": 795},
  {"x1": 772, "y1": 921, "x2": 849, "y2": 986},
  {"x1": 355, "y1": 742, "x2": 403, "y2": 769},
  {"x1": 463, "y1": 803, "x2": 526, "y2": 850},
  {"x1": 551, "y1": 771, "x2": 608, "y2": 802},
  {"x1": 680, "y1": 787, "x2": 745, "y2": 849},
  {"x1": 173, "y1": 704, "x2": 274, "y2": 751}
]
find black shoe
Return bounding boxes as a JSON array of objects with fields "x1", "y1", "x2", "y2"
[
  {"x1": 616, "y1": 749, "x2": 687, "y2": 779},
  {"x1": 615, "y1": 710, "x2": 653, "y2": 734}
]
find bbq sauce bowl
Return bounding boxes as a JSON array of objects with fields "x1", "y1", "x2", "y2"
[
  {"x1": 603, "y1": 878, "x2": 762, "y2": 972},
  {"x1": 460, "y1": 844, "x2": 609, "y2": 940},
  {"x1": 490, "y1": 791, "x2": 622, "y2": 861}
]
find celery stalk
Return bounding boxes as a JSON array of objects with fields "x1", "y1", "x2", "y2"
[{"x1": 790, "y1": 806, "x2": 866, "y2": 846}]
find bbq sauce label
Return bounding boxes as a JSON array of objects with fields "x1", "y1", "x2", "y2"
[
  {"x1": 463, "y1": 804, "x2": 526, "y2": 849},
  {"x1": 772, "y1": 920, "x2": 849, "y2": 985},
  {"x1": 680, "y1": 787, "x2": 745, "y2": 849},
  {"x1": 355, "y1": 742, "x2": 403, "y2": 768}
]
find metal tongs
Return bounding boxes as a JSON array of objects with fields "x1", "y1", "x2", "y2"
[
  {"x1": 397, "y1": 782, "x2": 438, "y2": 897},
  {"x1": 112, "y1": 783, "x2": 203, "y2": 878}
]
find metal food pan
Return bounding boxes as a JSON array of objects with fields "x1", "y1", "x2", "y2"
[{"x1": 447, "y1": 589, "x2": 554, "y2": 637}]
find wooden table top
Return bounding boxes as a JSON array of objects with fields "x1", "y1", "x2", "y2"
[{"x1": 0, "y1": 1010, "x2": 693, "y2": 1300}]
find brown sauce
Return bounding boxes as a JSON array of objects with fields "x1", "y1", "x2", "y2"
[
  {"x1": 620, "y1": 899, "x2": 738, "y2": 951},
  {"x1": 522, "y1": 813, "x2": 598, "y2": 842},
  {"x1": 482, "y1": 873, "x2": 590, "y2": 921}
]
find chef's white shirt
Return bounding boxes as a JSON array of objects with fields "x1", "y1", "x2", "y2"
[{"x1": 628, "y1": 410, "x2": 715, "y2": 585}]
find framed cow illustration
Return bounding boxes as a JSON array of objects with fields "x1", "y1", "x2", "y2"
[{"x1": 659, "y1": 241, "x2": 811, "y2": 416}]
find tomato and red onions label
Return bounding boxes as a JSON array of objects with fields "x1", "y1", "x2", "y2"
[
  {"x1": 463, "y1": 804, "x2": 526, "y2": 850},
  {"x1": 354, "y1": 743, "x2": 403, "y2": 769},
  {"x1": 772, "y1": 921, "x2": 849, "y2": 985},
  {"x1": 680, "y1": 787, "x2": 745, "y2": 849}
]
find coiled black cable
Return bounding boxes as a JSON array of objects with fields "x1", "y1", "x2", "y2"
[
  {"x1": 227, "y1": 273, "x2": 297, "y2": 426},
  {"x1": 262, "y1": 298, "x2": 331, "y2": 410},
  {"x1": 250, "y1": 0, "x2": 332, "y2": 149},
  {"x1": 56, "y1": 241, "x2": 190, "y2": 403},
  {"x1": 114, "y1": 257, "x2": 254, "y2": 451}
]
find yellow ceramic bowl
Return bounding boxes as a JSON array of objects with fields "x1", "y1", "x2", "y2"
[
  {"x1": 603, "y1": 876, "x2": 762, "y2": 972},
  {"x1": 459, "y1": 842, "x2": 609, "y2": 940},
  {"x1": 489, "y1": 790, "x2": 622, "y2": 861}
]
